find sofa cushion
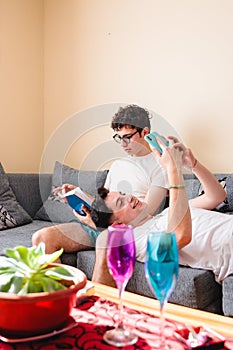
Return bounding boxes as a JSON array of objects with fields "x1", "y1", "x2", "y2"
[
  {"x1": 222, "y1": 275, "x2": 233, "y2": 316},
  {"x1": 0, "y1": 220, "x2": 55, "y2": 255},
  {"x1": 35, "y1": 161, "x2": 108, "y2": 223},
  {"x1": 0, "y1": 163, "x2": 32, "y2": 230},
  {"x1": 127, "y1": 261, "x2": 223, "y2": 313},
  {"x1": 74, "y1": 249, "x2": 223, "y2": 314}
]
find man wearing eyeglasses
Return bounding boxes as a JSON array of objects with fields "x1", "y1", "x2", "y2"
[
  {"x1": 32, "y1": 105, "x2": 168, "y2": 259},
  {"x1": 105, "y1": 104, "x2": 168, "y2": 216}
]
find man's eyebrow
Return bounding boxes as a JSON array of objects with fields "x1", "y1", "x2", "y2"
[
  {"x1": 122, "y1": 133, "x2": 133, "y2": 137},
  {"x1": 115, "y1": 132, "x2": 133, "y2": 138}
]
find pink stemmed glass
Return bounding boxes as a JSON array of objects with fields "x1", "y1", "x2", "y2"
[{"x1": 103, "y1": 224, "x2": 138, "y2": 347}]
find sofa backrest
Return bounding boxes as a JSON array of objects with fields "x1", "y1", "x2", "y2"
[{"x1": 7, "y1": 171, "x2": 233, "y2": 220}]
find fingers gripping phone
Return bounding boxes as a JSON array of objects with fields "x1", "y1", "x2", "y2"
[{"x1": 144, "y1": 131, "x2": 169, "y2": 154}]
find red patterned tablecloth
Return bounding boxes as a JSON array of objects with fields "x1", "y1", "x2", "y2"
[{"x1": 0, "y1": 295, "x2": 232, "y2": 349}]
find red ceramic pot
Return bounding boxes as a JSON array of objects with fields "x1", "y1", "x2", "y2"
[{"x1": 0, "y1": 265, "x2": 87, "y2": 337}]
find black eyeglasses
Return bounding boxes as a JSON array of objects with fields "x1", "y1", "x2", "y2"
[{"x1": 113, "y1": 130, "x2": 139, "y2": 144}]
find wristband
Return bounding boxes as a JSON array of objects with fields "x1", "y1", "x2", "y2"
[{"x1": 168, "y1": 184, "x2": 186, "y2": 189}]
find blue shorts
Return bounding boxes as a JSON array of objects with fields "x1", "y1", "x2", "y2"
[
  {"x1": 69, "y1": 219, "x2": 102, "y2": 245},
  {"x1": 79, "y1": 223, "x2": 101, "y2": 245}
]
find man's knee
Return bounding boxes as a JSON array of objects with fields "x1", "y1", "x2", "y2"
[
  {"x1": 96, "y1": 229, "x2": 108, "y2": 249},
  {"x1": 32, "y1": 227, "x2": 54, "y2": 246},
  {"x1": 95, "y1": 231, "x2": 108, "y2": 266}
]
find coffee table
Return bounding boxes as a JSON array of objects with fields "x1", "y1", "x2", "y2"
[
  {"x1": 0, "y1": 282, "x2": 232, "y2": 349},
  {"x1": 92, "y1": 281, "x2": 233, "y2": 339}
]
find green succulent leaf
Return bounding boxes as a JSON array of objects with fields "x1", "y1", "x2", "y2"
[
  {"x1": 23, "y1": 279, "x2": 44, "y2": 294},
  {"x1": 44, "y1": 266, "x2": 75, "y2": 280},
  {"x1": 0, "y1": 256, "x2": 23, "y2": 270},
  {"x1": 0, "y1": 257, "x2": 34, "y2": 278},
  {"x1": 38, "y1": 248, "x2": 64, "y2": 267},
  {"x1": 0, "y1": 243, "x2": 76, "y2": 294},
  {"x1": 0, "y1": 273, "x2": 15, "y2": 292},
  {"x1": 39, "y1": 276, "x2": 66, "y2": 292},
  {"x1": 4, "y1": 247, "x2": 24, "y2": 261},
  {"x1": 28, "y1": 244, "x2": 46, "y2": 268},
  {"x1": 17, "y1": 280, "x2": 31, "y2": 295},
  {"x1": 8, "y1": 276, "x2": 24, "y2": 294}
]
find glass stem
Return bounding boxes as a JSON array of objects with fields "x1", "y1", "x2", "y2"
[
  {"x1": 116, "y1": 285, "x2": 125, "y2": 329},
  {"x1": 160, "y1": 302, "x2": 165, "y2": 348}
]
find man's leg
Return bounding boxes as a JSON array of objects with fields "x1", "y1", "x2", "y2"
[
  {"x1": 92, "y1": 229, "x2": 116, "y2": 287},
  {"x1": 32, "y1": 222, "x2": 93, "y2": 261}
]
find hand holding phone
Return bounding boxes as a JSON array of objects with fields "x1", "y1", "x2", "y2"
[{"x1": 144, "y1": 131, "x2": 169, "y2": 154}]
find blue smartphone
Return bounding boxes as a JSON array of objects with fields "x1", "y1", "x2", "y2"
[{"x1": 144, "y1": 131, "x2": 169, "y2": 154}]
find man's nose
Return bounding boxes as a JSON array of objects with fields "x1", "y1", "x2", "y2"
[
  {"x1": 127, "y1": 195, "x2": 133, "y2": 203},
  {"x1": 120, "y1": 139, "x2": 128, "y2": 146}
]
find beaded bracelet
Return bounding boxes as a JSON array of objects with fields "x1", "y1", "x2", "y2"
[{"x1": 168, "y1": 184, "x2": 186, "y2": 189}]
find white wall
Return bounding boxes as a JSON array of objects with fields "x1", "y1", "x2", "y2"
[
  {"x1": 0, "y1": 0, "x2": 44, "y2": 172},
  {"x1": 1, "y1": 0, "x2": 233, "y2": 172},
  {"x1": 44, "y1": 0, "x2": 233, "y2": 172}
]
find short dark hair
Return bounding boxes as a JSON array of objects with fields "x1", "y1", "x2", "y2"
[
  {"x1": 90, "y1": 187, "x2": 113, "y2": 228},
  {"x1": 111, "y1": 104, "x2": 151, "y2": 134}
]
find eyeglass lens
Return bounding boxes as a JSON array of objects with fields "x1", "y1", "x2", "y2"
[{"x1": 113, "y1": 130, "x2": 138, "y2": 144}]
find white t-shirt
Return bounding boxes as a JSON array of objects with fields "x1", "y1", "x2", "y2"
[
  {"x1": 134, "y1": 206, "x2": 233, "y2": 283},
  {"x1": 104, "y1": 152, "x2": 168, "y2": 201}
]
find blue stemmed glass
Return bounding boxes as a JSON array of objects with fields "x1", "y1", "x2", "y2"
[
  {"x1": 103, "y1": 224, "x2": 138, "y2": 347},
  {"x1": 145, "y1": 231, "x2": 179, "y2": 349}
]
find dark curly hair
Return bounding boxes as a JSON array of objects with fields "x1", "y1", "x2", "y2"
[
  {"x1": 111, "y1": 104, "x2": 151, "y2": 135},
  {"x1": 90, "y1": 187, "x2": 113, "y2": 229}
]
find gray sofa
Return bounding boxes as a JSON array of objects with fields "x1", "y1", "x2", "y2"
[{"x1": 1, "y1": 167, "x2": 233, "y2": 316}]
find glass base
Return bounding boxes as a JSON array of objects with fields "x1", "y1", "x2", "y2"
[
  {"x1": 103, "y1": 327, "x2": 138, "y2": 347},
  {"x1": 150, "y1": 344, "x2": 171, "y2": 350}
]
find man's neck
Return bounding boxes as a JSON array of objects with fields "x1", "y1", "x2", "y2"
[
  {"x1": 130, "y1": 213, "x2": 152, "y2": 227},
  {"x1": 132, "y1": 143, "x2": 152, "y2": 157}
]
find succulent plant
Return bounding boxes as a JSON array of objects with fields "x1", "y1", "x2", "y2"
[{"x1": 0, "y1": 243, "x2": 75, "y2": 294}]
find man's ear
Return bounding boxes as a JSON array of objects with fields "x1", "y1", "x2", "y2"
[{"x1": 142, "y1": 127, "x2": 150, "y2": 136}]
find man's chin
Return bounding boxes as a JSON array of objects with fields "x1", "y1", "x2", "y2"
[{"x1": 124, "y1": 148, "x2": 133, "y2": 154}]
